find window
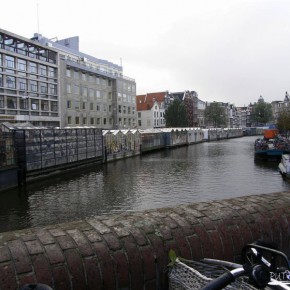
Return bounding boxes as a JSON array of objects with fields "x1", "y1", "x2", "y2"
[
  {"x1": 82, "y1": 73, "x2": 86, "y2": 81},
  {"x1": 89, "y1": 75, "x2": 94, "y2": 82},
  {"x1": 0, "y1": 75, "x2": 2, "y2": 87},
  {"x1": 75, "y1": 100, "x2": 80, "y2": 109},
  {"x1": 7, "y1": 97, "x2": 17, "y2": 109},
  {"x1": 90, "y1": 117, "x2": 94, "y2": 125},
  {"x1": 74, "y1": 70, "x2": 79, "y2": 79},
  {"x1": 17, "y1": 59, "x2": 26, "y2": 71},
  {"x1": 123, "y1": 106, "x2": 126, "y2": 114},
  {"x1": 67, "y1": 100, "x2": 72, "y2": 108},
  {"x1": 0, "y1": 96, "x2": 4, "y2": 108},
  {"x1": 90, "y1": 103, "x2": 94, "y2": 110},
  {"x1": 49, "y1": 84, "x2": 57, "y2": 95},
  {"x1": 40, "y1": 83, "x2": 48, "y2": 93},
  {"x1": 6, "y1": 76, "x2": 16, "y2": 88},
  {"x1": 30, "y1": 80, "x2": 37, "y2": 92},
  {"x1": 48, "y1": 67, "x2": 56, "y2": 78},
  {"x1": 40, "y1": 65, "x2": 47, "y2": 76},
  {"x1": 89, "y1": 88, "x2": 94, "y2": 97},
  {"x1": 83, "y1": 117, "x2": 87, "y2": 125},
  {"x1": 29, "y1": 62, "x2": 37, "y2": 73},
  {"x1": 31, "y1": 99, "x2": 39, "y2": 110},
  {"x1": 118, "y1": 93, "x2": 122, "y2": 102},
  {"x1": 20, "y1": 97, "x2": 28, "y2": 109},
  {"x1": 67, "y1": 84, "x2": 71, "y2": 93},
  {"x1": 66, "y1": 68, "x2": 71, "y2": 77},
  {"x1": 96, "y1": 77, "x2": 100, "y2": 85},
  {"x1": 96, "y1": 90, "x2": 101, "y2": 98},
  {"x1": 19, "y1": 78, "x2": 27, "y2": 91},
  {"x1": 103, "y1": 105, "x2": 107, "y2": 112},
  {"x1": 75, "y1": 116, "x2": 79, "y2": 124},
  {"x1": 118, "y1": 105, "x2": 121, "y2": 113},
  {"x1": 82, "y1": 102, "x2": 86, "y2": 110},
  {"x1": 51, "y1": 101, "x2": 58, "y2": 111},
  {"x1": 103, "y1": 118, "x2": 106, "y2": 125},
  {"x1": 96, "y1": 104, "x2": 100, "y2": 111},
  {"x1": 6, "y1": 56, "x2": 15, "y2": 68},
  {"x1": 82, "y1": 87, "x2": 87, "y2": 97},
  {"x1": 41, "y1": 100, "x2": 49, "y2": 111},
  {"x1": 68, "y1": 116, "x2": 72, "y2": 124},
  {"x1": 96, "y1": 118, "x2": 100, "y2": 125}
]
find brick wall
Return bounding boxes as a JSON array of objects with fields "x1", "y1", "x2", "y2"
[{"x1": 0, "y1": 192, "x2": 289, "y2": 290}]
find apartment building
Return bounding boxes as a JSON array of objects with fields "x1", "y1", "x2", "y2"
[
  {"x1": 136, "y1": 92, "x2": 166, "y2": 129},
  {"x1": 0, "y1": 29, "x2": 60, "y2": 127},
  {"x1": 271, "y1": 92, "x2": 290, "y2": 124},
  {"x1": 35, "y1": 34, "x2": 136, "y2": 129}
]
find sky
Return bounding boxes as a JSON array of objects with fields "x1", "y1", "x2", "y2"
[{"x1": 1, "y1": 0, "x2": 290, "y2": 106}]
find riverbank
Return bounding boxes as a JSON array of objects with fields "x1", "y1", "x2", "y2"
[{"x1": 1, "y1": 126, "x2": 250, "y2": 190}]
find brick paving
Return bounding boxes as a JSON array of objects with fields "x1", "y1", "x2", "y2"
[{"x1": 0, "y1": 191, "x2": 289, "y2": 289}]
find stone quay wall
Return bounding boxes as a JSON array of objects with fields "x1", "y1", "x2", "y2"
[{"x1": 0, "y1": 191, "x2": 289, "y2": 290}]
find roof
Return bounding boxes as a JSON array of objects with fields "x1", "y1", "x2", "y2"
[{"x1": 136, "y1": 92, "x2": 167, "y2": 111}]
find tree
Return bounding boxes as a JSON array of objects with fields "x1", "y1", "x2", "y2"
[
  {"x1": 276, "y1": 107, "x2": 290, "y2": 134},
  {"x1": 165, "y1": 99, "x2": 188, "y2": 127},
  {"x1": 251, "y1": 96, "x2": 273, "y2": 126},
  {"x1": 204, "y1": 102, "x2": 227, "y2": 128}
]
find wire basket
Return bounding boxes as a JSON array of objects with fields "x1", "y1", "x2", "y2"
[{"x1": 168, "y1": 258, "x2": 270, "y2": 290}]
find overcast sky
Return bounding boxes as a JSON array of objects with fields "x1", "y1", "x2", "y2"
[{"x1": 1, "y1": 0, "x2": 290, "y2": 106}]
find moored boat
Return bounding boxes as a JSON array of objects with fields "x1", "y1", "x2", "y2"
[
  {"x1": 278, "y1": 154, "x2": 290, "y2": 178},
  {"x1": 254, "y1": 130, "x2": 290, "y2": 161}
]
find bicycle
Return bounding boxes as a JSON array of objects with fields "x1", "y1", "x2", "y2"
[{"x1": 168, "y1": 241, "x2": 290, "y2": 289}]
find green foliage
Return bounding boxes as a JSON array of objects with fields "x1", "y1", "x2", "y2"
[
  {"x1": 168, "y1": 249, "x2": 177, "y2": 267},
  {"x1": 165, "y1": 99, "x2": 188, "y2": 127},
  {"x1": 276, "y1": 107, "x2": 290, "y2": 133},
  {"x1": 204, "y1": 102, "x2": 227, "y2": 128},
  {"x1": 251, "y1": 99, "x2": 273, "y2": 125}
]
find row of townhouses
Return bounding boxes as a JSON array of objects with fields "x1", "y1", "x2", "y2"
[{"x1": 0, "y1": 28, "x2": 289, "y2": 130}]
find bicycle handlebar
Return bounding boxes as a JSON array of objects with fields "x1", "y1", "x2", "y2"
[{"x1": 200, "y1": 268, "x2": 244, "y2": 290}]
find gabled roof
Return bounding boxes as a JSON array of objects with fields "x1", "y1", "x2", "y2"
[{"x1": 136, "y1": 92, "x2": 167, "y2": 111}]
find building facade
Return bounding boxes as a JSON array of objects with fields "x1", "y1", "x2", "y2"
[
  {"x1": 271, "y1": 92, "x2": 290, "y2": 125},
  {"x1": 136, "y1": 92, "x2": 166, "y2": 129},
  {"x1": 0, "y1": 29, "x2": 60, "y2": 127},
  {"x1": 35, "y1": 34, "x2": 136, "y2": 129}
]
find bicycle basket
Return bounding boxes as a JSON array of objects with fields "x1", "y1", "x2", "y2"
[{"x1": 168, "y1": 258, "x2": 267, "y2": 290}]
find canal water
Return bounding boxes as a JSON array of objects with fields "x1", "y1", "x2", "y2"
[{"x1": 1, "y1": 136, "x2": 290, "y2": 233}]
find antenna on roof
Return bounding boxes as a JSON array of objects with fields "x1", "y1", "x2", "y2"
[{"x1": 37, "y1": 0, "x2": 40, "y2": 34}]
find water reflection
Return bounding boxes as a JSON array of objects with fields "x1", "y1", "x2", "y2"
[{"x1": 1, "y1": 136, "x2": 290, "y2": 233}]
